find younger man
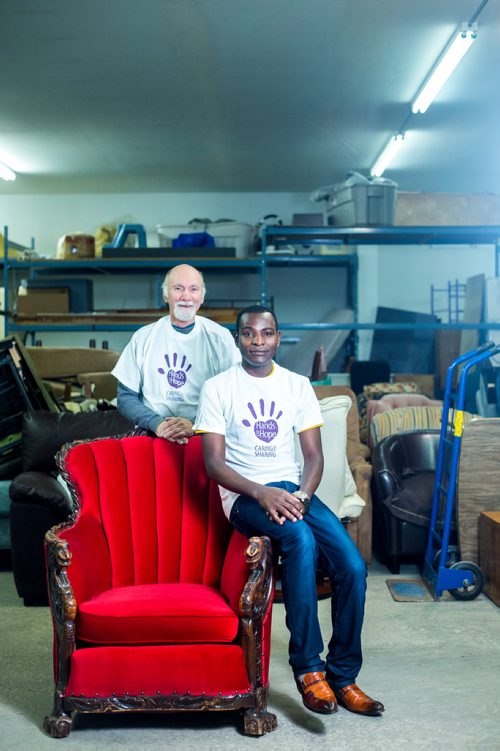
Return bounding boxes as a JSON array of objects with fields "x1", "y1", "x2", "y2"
[{"x1": 194, "y1": 305, "x2": 383, "y2": 717}]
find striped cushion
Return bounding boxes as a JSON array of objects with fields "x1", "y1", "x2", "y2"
[
  {"x1": 371, "y1": 406, "x2": 442, "y2": 445},
  {"x1": 370, "y1": 407, "x2": 474, "y2": 446},
  {"x1": 370, "y1": 406, "x2": 476, "y2": 446}
]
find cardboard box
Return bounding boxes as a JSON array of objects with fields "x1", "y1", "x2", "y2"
[
  {"x1": 396, "y1": 191, "x2": 500, "y2": 226},
  {"x1": 25, "y1": 346, "x2": 121, "y2": 402},
  {"x1": 26, "y1": 347, "x2": 120, "y2": 378},
  {"x1": 292, "y1": 213, "x2": 325, "y2": 226},
  {"x1": 77, "y1": 372, "x2": 119, "y2": 400},
  {"x1": 434, "y1": 330, "x2": 461, "y2": 394},
  {"x1": 479, "y1": 511, "x2": 500, "y2": 607},
  {"x1": 56, "y1": 233, "x2": 95, "y2": 259},
  {"x1": 22, "y1": 278, "x2": 93, "y2": 313},
  {"x1": 17, "y1": 289, "x2": 69, "y2": 316}
]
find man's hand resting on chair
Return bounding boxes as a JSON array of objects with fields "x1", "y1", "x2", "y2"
[{"x1": 156, "y1": 417, "x2": 194, "y2": 445}]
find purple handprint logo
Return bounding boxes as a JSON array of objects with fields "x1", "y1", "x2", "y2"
[
  {"x1": 242, "y1": 399, "x2": 282, "y2": 443},
  {"x1": 158, "y1": 353, "x2": 192, "y2": 389}
]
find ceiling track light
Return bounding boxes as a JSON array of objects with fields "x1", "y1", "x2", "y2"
[
  {"x1": 0, "y1": 161, "x2": 16, "y2": 181},
  {"x1": 370, "y1": 133, "x2": 406, "y2": 178},
  {"x1": 412, "y1": 22, "x2": 478, "y2": 114}
]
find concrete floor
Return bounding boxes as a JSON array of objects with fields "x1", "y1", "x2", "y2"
[{"x1": 0, "y1": 558, "x2": 499, "y2": 751}]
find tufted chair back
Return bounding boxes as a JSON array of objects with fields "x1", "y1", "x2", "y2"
[{"x1": 60, "y1": 434, "x2": 232, "y2": 595}]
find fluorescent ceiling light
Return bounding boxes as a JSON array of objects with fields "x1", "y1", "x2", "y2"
[
  {"x1": 0, "y1": 161, "x2": 16, "y2": 181},
  {"x1": 412, "y1": 23, "x2": 478, "y2": 114},
  {"x1": 370, "y1": 134, "x2": 406, "y2": 178}
]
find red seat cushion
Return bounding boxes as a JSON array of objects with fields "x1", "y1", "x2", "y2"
[{"x1": 77, "y1": 583, "x2": 240, "y2": 645}]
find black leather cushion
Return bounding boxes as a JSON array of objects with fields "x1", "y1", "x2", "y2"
[
  {"x1": 383, "y1": 470, "x2": 435, "y2": 527},
  {"x1": 9, "y1": 471, "x2": 72, "y2": 512},
  {"x1": 21, "y1": 410, "x2": 134, "y2": 473}
]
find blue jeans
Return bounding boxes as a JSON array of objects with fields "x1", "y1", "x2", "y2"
[{"x1": 229, "y1": 481, "x2": 367, "y2": 688}]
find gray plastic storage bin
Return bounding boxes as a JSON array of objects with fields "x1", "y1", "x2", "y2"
[{"x1": 327, "y1": 183, "x2": 397, "y2": 226}]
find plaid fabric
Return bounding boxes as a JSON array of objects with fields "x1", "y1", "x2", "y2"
[{"x1": 357, "y1": 382, "x2": 420, "y2": 444}]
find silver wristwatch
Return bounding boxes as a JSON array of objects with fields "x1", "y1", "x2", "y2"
[{"x1": 293, "y1": 490, "x2": 310, "y2": 513}]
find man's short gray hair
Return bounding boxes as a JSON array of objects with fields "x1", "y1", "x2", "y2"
[{"x1": 161, "y1": 267, "x2": 206, "y2": 297}]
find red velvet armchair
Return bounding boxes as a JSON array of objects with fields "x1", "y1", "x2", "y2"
[{"x1": 43, "y1": 435, "x2": 276, "y2": 737}]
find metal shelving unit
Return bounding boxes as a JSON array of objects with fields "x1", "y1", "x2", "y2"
[
  {"x1": 262, "y1": 224, "x2": 500, "y2": 249},
  {"x1": 3, "y1": 224, "x2": 500, "y2": 345},
  {"x1": 260, "y1": 225, "x2": 500, "y2": 345},
  {"x1": 2, "y1": 231, "x2": 264, "y2": 339}
]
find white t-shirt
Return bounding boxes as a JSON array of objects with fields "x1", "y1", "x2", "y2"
[
  {"x1": 194, "y1": 362, "x2": 323, "y2": 517},
  {"x1": 112, "y1": 315, "x2": 240, "y2": 421}
]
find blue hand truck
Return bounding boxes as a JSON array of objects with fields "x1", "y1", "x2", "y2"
[{"x1": 423, "y1": 340, "x2": 500, "y2": 600}]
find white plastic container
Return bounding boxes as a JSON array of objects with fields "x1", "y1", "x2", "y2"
[
  {"x1": 157, "y1": 222, "x2": 254, "y2": 258},
  {"x1": 326, "y1": 184, "x2": 397, "y2": 226}
]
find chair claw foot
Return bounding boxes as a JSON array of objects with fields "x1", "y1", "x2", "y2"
[
  {"x1": 243, "y1": 707, "x2": 278, "y2": 735},
  {"x1": 44, "y1": 712, "x2": 73, "y2": 738}
]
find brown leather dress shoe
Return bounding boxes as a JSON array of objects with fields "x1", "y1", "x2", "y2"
[
  {"x1": 334, "y1": 684, "x2": 384, "y2": 716},
  {"x1": 295, "y1": 671, "x2": 338, "y2": 714}
]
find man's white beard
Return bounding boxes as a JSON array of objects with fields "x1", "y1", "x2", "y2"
[{"x1": 173, "y1": 303, "x2": 196, "y2": 322}]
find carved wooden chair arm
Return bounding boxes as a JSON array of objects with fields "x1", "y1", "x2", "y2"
[
  {"x1": 45, "y1": 528, "x2": 78, "y2": 694},
  {"x1": 45, "y1": 528, "x2": 77, "y2": 626},
  {"x1": 239, "y1": 536, "x2": 274, "y2": 620}
]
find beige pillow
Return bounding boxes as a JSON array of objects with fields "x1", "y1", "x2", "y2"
[
  {"x1": 340, "y1": 455, "x2": 365, "y2": 518},
  {"x1": 295, "y1": 395, "x2": 365, "y2": 519}
]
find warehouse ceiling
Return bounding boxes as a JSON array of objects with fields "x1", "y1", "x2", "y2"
[{"x1": 0, "y1": 0, "x2": 498, "y2": 196}]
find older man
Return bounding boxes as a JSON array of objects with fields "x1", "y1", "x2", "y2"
[{"x1": 112, "y1": 263, "x2": 240, "y2": 444}]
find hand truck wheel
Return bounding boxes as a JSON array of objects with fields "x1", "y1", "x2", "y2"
[
  {"x1": 433, "y1": 545, "x2": 459, "y2": 570},
  {"x1": 448, "y1": 561, "x2": 484, "y2": 601}
]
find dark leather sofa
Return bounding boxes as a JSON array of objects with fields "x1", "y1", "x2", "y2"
[
  {"x1": 9, "y1": 409, "x2": 134, "y2": 605},
  {"x1": 371, "y1": 430, "x2": 441, "y2": 574}
]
